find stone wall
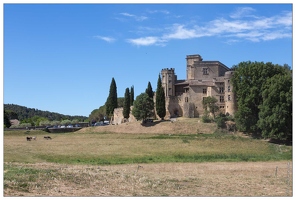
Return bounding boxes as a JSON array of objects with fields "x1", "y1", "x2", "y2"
[{"x1": 113, "y1": 106, "x2": 137, "y2": 125}]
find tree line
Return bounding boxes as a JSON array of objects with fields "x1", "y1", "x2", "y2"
[
  {"x1": 4, "y1": 104, "x2": 88, "y2": 128},
  {"x1": 89, "y1": 74, "x2": 166, "y2": 124},
  {"x1": 201, "y1": 62, "x2": 292, "y2": 142}
]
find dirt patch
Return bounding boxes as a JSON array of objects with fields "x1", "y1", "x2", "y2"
[{"x1": 4, "y1": 161, "x2": 292, "y2": 197}]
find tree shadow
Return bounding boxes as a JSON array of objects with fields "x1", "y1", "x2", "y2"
[
  {"x1": 268, "y1": 138, "x2": 292, "y2": 146},
  {"x1": 141, "y1": 120, "x2": 171, "y2": 127}
]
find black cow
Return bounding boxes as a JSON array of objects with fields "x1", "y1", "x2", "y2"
[
  {"x1": 44, "y1": 136, "x2": 52, "y2": 140},
  {"x1": 26, "y1": 136, "x2": 32, "y2": 141}
]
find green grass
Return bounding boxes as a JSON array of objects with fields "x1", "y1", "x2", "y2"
[
  {"x1": 4, "y1": 163, "x2": 58, "y2": 192},
  {"x1": 4, "y1": 130, "x2": 292, "y2": 165}
]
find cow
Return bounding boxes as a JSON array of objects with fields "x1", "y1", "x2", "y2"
[
  {"x1": 44, "y1": 136, "x2": 52, "y2": 140},
  {"x1": 26, "y1": 136, "x2": 32, "y2": 141},
  {"x1": 32, "y1": 136, "x2": 37, "y2": 140}
]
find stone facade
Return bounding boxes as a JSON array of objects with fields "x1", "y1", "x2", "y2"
[
  {"x1": 113, "y1": 54, "x2": 237, "y2": 124},
  {"x1": 161, "y1": 54, "x2": 237, "y2": 119}
]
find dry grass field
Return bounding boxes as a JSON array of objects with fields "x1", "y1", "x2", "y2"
[
  {"x1": 4, "y1": 161, "x2": 292, "y2": 197},
  {"x1": 3, "y1": 118, "x2": 293, "y2": 197}
]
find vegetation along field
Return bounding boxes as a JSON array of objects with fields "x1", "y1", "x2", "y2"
[{"x1": 4, "y1": 119, "x2": 292, "y2": 196}]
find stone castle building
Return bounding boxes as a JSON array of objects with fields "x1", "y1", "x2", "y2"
[
  {"x1": 160, "y1": 54, "x2": 237, "y2": 118},
  {"x1": 113, "y1": 54, "x2": 237, "y2": 124}
]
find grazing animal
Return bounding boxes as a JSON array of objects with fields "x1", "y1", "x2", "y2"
[
  {"x1": 44, "y1": 136, "x2": 52, "y2": 140},
  {"x1": 32, "y1": 136, "x2": 37, "y2": 140},
  {"x1": 26, "y1": 136, "x2": 32, "y2": 141}
]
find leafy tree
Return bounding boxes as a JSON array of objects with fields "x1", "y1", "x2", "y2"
[
  {"x1": 155, "y1": 74, "x2": 166, "y2": 120},
  {"x1": 72, "y1": 119, "x2": 79, "y2": 124},
  {"x1": 123, "y1": 88, "x2": 130, "y2": 119},
  {"x1": 5, "y1": 110, "x2": 18, "y2": 120},
  {"x1": 105, "y1": 77, "x2": 118, "y2": 117},
  {"x1": 61, "y1": 119, "x2": 72, "y2": 125},
  {"x1": 4, "y1": 111, "x2": 11, "y2": 128},
  {"x1": 89, "y1": 105, "x2": 106, "y2": 123},
  {"x1": 130, "y1": 85, "x2": 134, "y2": 105},
  {"x1": 232, "y1": 61, "x2": 290, "y2": 135},
  {"x1": 202, "y1": 96, "x2": 219, "y2": 118},
  {"x1": 145, "y1": 81, "x2": 154, "y2": 99},
  {"x1": 257, "y1": 73, "x2": 292, "y2": 141},
  {"x1": 132, "y1": 93, "x2": 154, "y2": 123},
  {"x1": 4, "y1": 104, "x2": 87, "y2": 122}
]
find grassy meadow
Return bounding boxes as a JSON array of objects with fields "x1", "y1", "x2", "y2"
[
  {"x1": 3, "y1": 127, "x2": 293, "y2": 196},
  {"x1": 4, "y1": 129, "x2": 292, "y2": 165}
]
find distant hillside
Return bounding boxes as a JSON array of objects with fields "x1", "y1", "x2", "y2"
[{"x1": 4, "y1": 104, "x2": 88, "y2": 122}]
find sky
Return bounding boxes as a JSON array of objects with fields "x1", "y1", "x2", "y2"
[{"x1": 2, "y1": 3, "x2": 293, "y2": 117}]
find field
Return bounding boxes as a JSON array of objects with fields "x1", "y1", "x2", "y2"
[{"x1": 3, "y1": 118, "x2": 293, "y2": 196}]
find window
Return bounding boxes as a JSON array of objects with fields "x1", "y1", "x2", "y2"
[
  {"x1": 203, "y1": 68, "x2": 209, "y2": 75},
  {"x1": 169, "y1": 80, "x2": 171, "y2": 83},
  {"x1": 219, "y1": 87, "x2": 224, "y2": 93},
  {"x1": 185, "y1": 97, "x2": 188, "y2": 102},
  {"x1": 228, "y1": 80, "x2": 230, "y2": 83},
  {"x1": 228, "y1": 86, "x2": 231, "y2": 92},
  {"x1": 220, "y1": 106, "x2": 225, "y2": 109},
  {"x1": 220, "y1": 96, "x2": 224, "y2": 102},
  {"x1": 228, "y1": 95, "x2": 231, "y2": 101},
  {"x1": 203, "y1": 88, "x2": 207, "y2": 94}
]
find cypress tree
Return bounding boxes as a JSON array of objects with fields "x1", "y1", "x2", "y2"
[
  {"x1": 145, "y1": 81, "x2": 154, "y2": 99},
  {"x1": 130, "y1": 85, "x2": 134, "y2": 105},
  {"x1": 156, "y1": 74, "x2": 166, "y2": 120},
  {"x1": 123, "y1": 87, "x2": 130, "y2": 119},
  {"x1": 105, "y1": 77, "x2": 118, "y2": 117}
]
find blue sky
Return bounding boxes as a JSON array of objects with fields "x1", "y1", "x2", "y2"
[{"x1": 3, "y1": 3, "x2": 292, "y2": 117}]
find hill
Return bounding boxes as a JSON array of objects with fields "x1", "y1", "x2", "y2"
[
  {"x1": 78, "y1": 117, "x2": 219, "y2": 134},
  {"x1": 4, "y1": 104, "x2": 88, "y2": 122}
]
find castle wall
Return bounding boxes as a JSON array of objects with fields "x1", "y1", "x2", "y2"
[{"x1": 113, "y1": 106, "x2": 137, "y2": 125}]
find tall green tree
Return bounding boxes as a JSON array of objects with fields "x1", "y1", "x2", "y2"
[
  {"x1": 130, "y1": 85, "x2": 134, "y2": 105},
  {"x1": 4, "y1": 111, "x2": 11, "y2": 128},
  {"x1": 123, "y1": 87, "x2": 131, "y2": 119},
  {"x1": 232, "y1": 61, "x2": 291, "y2": 136},
  {"x1": 105, "y1": 77, "x2": 118, "y2": 117},
  {"x1": 257, "y1": 73, "x2": 292, "y2": 141},
  {"x1": 156, "y1": 74, "x2": 166, "y2": 120},
  {"x1": 117, "y1": 97, "x2": 125, "y2": 107},
  {"x1": 132, "y1": 93, "x2": 154, "y2": 123},
  {"x1": 145, "y1": 81, "x2": 154, "y2": 99},
  {"x1": 202, "y1": 96, "x2": 219, "y2": 118}
]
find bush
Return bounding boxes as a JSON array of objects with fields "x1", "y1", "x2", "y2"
[
  {"x1": 215, "y1": 117, "x2": 226, "y2": 129},
  {"x1": 201, "y1": 115, "x2": 212, "y2": 123}
]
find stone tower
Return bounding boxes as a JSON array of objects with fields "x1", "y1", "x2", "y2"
[
  {"x1": 161, "y1": 68, "x2": 176, "y2": 97},
  {"x1": 224, "y1": 71, "x2": 236, "y2": 115},
  {"x1": 186, "y1": 54, "x2": 203, "y2": 80}
]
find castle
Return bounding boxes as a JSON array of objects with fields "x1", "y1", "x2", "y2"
[
  {"x1": 113, "y1": 54, "x2": 237, "y2": 124},
  {"x1": 160, "y1": 54, "x2": 237, "y2": 118}
]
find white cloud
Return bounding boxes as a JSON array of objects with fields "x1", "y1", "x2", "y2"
[
  {"x1": 94, "y1": 36, "x2": 116, "y2": 43},
  {"x1": 126, "y1": 36, "x2": 166, "y2": 46},
  {"x1": 230, "y1": 7, "x2": 257, "y2": 19},
  {"x1": 125, "y1": 9, "x2": 292, "y2": 47},
  {"x1": 119, "y1": 12, "x2": 148, "y2": 21},
  {"x1": 147, "y1": 9, "x2": 170, "y2": 14},
  {"x1": 163, "y1": 24, "x2": 198, "y2": 39}
]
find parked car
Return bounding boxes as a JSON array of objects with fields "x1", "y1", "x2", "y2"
[
  {"x1": 60, "y1": 125, "x2": 66, "y2": 128},
  {"x1": 67, "y1": 124, "x2": 73, "y2": 128},
  {"x1": 75, "y1": 124, "x2": 81, "y2": 127}
]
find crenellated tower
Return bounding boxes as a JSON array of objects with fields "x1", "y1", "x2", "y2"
[{"x1": 161, "y1": 68, "x2": 176, "y2": 97}]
